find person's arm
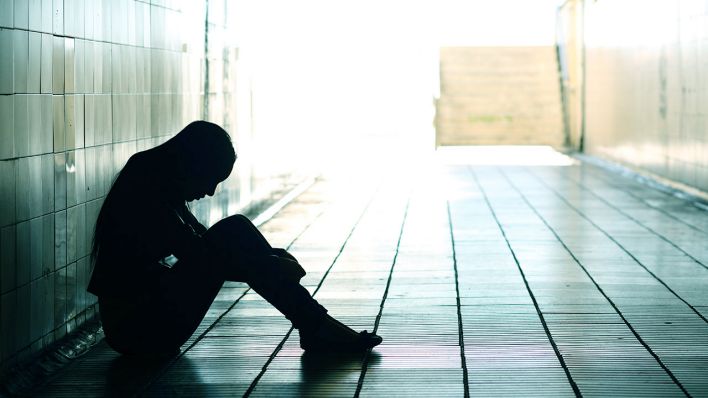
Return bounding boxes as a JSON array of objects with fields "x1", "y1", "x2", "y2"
[
  {"x1": 272, "y1": 248, "x2": 298, "y2": 263},
  {"x1": 127, "y1": 199, "x2": 212, "y2": 266}
]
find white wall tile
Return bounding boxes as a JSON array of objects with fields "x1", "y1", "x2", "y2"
[
  {"x1": 42, "y1": 273, "x2": 54, "y2": 337},
  {"x1": 100, "y1": 0, "x2": 111, "y2": 42},
  {"x1": 101, "y1": 42, "x2": 111, "y2": 92},
  {"x1": 41, "y1": 213, "x2": 53, "y2": 273},
  {"x1": 111, "y1": 44, "x2": 121, "y2": 94},
  {"x1": 70, "y1": 207, "x2": 86, "y2": 262},
  {"x1": 135, "y1": 1, "x2": 144, "y2": 47},
  {"x1": 13, "y1": 0, "x2": 29, "y2": 29},
  {"x1": 51, "y1": 36, "x2": 63, "y2": 94},
  {"x1": 74, "y1": 39, "x2": 84, "y2": 94},
  {"x1": 127, "y1": 0, "x2": 135, "y2": 46},
  {"x1": 52, "y1": 0, "x2": 63, "y2": 35},
  {"x1": 126, "y1": 46, "x2": 136, "y2": 93},
  {"x1": 29, "y1": 217, "x2": 42, "y2": 281},
  {"x1": 40, "y1": 0, "x2": 51, "y2": 33},
  {"x1": 13, "y1": 94, "x2": 29, "y2": 157},
  {"x1": 15, "y1": 220, "x2": 30, "y2": 286},
  {"x1": 52, "y1": 95, "x2": 64, "y2": 152},
  {"x1": 83, "y1": 0, "x2": 93, "y2": 40},
  {"x1": 27, "y1": 94, "x2": 41, "y2": 155},
  {"x1": 54, "y1": 210, "x2": 66, "y2": 269},
  {"x1": 39, "y1": 33, "x2": 52, "y2": 94},
  {"x1": 1, "y1": 290, "x2": 17, "y2": 357},
  {"x1": 97, "y1": 145, "x2": 111, "y2": 195},
  {"x1": 66, "y1": 206, "x2": 76, "y2": 264},
  {"x1": 27, "y1": 32, "x2": 40, "y2": 94},
  {"x1": 63, "y1": 0, "x2": 74, "y2": 37},
  {"x1": 135, "y1": 47, "x2": 144, "y2": 93},
  {"x1": 75, "y1": 257, "x2": 87, "y2": 311},
  {"x1": 15, "y1": 283, "x2": 30, "y2": 348},
  {"x1": 64, "y1": 38, "x2": 75, "y2": 94},
  {"x1": 64, "y1": 95, "x2": 84, "y2": 149},
  {"x1": 27, "y1": 0, "x2": 40, "y2": 31},
  {"x1": 74, "y1": 95, "x2": 84, "y2": 148},
  {"x1": 39, "y1": 94, "x2": 52, "y2": 153},
  {"x1": 52, "y1": 266, "x2": 65, "y2": 328},
  {"x1": 66, "y1": 149, "x2": 85, "y2": 207},
  {"x1": 12, "y1": 29, "x2": 28, "y2": 94},
  {"x1": 83, "y1": 147, "x2": 95, "y2": 201},
  {"x1": 65, "y1": 261, "x2": 76, "y2": 319},
  {"x1": 0, "y1": 225, "x2": 16, "y2": 293},
  {"x1": 64, "y1": 95, "x2": 75, "y2": 149},
  {"x1": 29, "y1": 280, "x2": 46, "y2": 342},
  {"x1": 82, "y1": 41, "x2": 93, "y2": 93},
  {"x1": 0, "y1": 96, "x2": 14, "y2": 160},
  {"x1": 0, "y1": 29, "x2": 13, "y2": 94},
  {"x1": 73, "y1": 0, "x2": 85, "y2": 39},
  {"x1": 53, "y1": 152, "x2": 65, "y2": 210},
  {"x1": 91, "y1": 42, "x2": 101, "y2": 93},
  {"x1": 27, "y1": 155, "x2": 42, "y2": 218},
  {"x1": 40, "y1": 154, "x2": 53, "y2": 216},
  {"x1": 83, "y1": 94, "x2": 94, "y2": 147},
  {"x1": 14, "y1": 157, "x2": 30, "y2": 221},
  {"x1": 100, "y1": 94, "x2": 112, "y2": 144},
  {"x1": 0, "y1": 0, "x2": 13, "y2": 28}
]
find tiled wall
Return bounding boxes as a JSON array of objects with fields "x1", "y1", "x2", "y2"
[
  {"x1": 0, "y1": 0, "x2": 308, "y2": 369},
  {"x1": 578, "y1": 0, "x2": 708, "y2": 193}
]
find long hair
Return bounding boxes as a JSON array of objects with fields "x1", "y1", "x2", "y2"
[{"x1": 90, "y1": 121, "x2": 236, "y2": 268}]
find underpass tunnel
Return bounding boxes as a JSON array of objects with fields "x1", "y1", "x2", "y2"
[{"x1": 0, "y1": 0, "x2": 707, "y2": 396}]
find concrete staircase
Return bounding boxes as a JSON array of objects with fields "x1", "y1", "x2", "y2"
[{"x1": 436, "y1": 46, "x2": 564, "y2": 146}]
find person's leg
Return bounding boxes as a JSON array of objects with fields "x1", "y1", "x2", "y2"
[
  {"x1": 109, "y1": 214, "x2": 380, "y2": 355},
  {"x1": 206, "y1": 214, "x2": 327, "y2": 331},
  {"x1": 98, "y1": 259, "x2": 226, "y2": 356},
  {"x1": 208, "y1": 215, "x2": 382, "y2": 351}
]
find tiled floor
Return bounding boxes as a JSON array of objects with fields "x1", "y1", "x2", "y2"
[{"x1": 30, "y1": 154, "x2": 708, "y2": 397}]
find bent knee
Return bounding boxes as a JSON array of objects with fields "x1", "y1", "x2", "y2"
[
  {"x1": 231, "y1": 214, "x2": 251, "y2": 224},
  {"x1": 227, "y1": 214, "x2": 254, "y2": 231}
]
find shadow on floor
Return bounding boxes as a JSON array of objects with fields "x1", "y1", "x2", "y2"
[
  {"x1": 297, "y1": 351, "x2": 381, "y2": 396},
  {"x1": 103, "y1": 352, "x2": 178, "y2": 397}
]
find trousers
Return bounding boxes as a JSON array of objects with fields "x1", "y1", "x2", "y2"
[{"x1": 99, "y1": 215, "x2": 327, "y2": 355}]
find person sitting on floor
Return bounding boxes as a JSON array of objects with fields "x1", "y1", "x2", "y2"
[{"x1": 87, "y1": 120, "x2": 382, "y2": 356}]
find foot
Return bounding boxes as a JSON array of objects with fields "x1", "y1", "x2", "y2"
[{"x1": 299, "y1": 315, "x2": 382, "y2": 352}]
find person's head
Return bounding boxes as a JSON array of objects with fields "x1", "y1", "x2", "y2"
[{"x1": 168, "y1": 120, "x2": 236, "y2": 201}]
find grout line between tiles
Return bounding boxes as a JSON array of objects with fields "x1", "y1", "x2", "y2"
[
  {"x1": 243, "y1": 186, "x2": 381, "y2": 398},
  {"x1": 527, "y1": 168, "x2": 708, "y2": 325},
  {"x1": 505, "y1": 167, "x2": 691, "y2": 397},
  {"x1": 353, "y1": 195, "x2": 411, "y2": 398},
  {"x1": 470, "y1": 166, "x2": 582, "y2": 398},
  {"x1": 446, "y1": 199, "x2": 470, "y2": 398},
  {"x1": 560, "y1": 167, "x2": 708, "y2": 272},
  {"x1": 580, "y1": 164, "x2": 708, "y2": 235}
]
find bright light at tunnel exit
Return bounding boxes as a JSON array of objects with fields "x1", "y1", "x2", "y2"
[{"x1": 233, "y1": 0, "x2": 564, "y2": 172}]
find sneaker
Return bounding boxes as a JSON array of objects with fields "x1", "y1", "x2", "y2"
[{"x1": 300, "y1": 329, "x2": 382, "y2": 352}]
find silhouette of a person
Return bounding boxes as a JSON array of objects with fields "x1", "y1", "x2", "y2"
[{"x1": 88, "y1": 121, "x2": 382, "y2": 356}]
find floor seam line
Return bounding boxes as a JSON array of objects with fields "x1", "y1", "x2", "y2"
[
  {"x1": 243, "y1": 187, "x2": 381, "y2": 398},
  {"x1": 353, "y1": 194, "x2": 411, "y2": 398},
  {"x1": 470, "y1": 166, "x2": 582, "y2": 398},
  {"x1": 446, "y1": 199, "x2": 471, "y2": 398},
  {"x1": 582, "y1": 164, "x2": 708, "y2": 235},
  {"x1": 565, "y1": 168, "x2": 708, "y2": 271},
  {"x1": 534, "y1": 168, "x2": 708, "y2": 324},
  {"x1": 514, "y1": 167, "x2": 692, "y2": 397}
]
